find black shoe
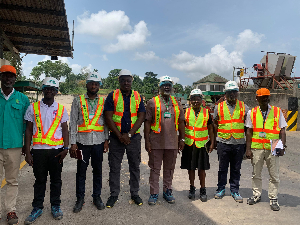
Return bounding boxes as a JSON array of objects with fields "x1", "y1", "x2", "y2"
[
  {"x1": 73, "y1": 198, "x2": 85, "y2": 213},
  {"x1": 93, "y1": 196, "x2": 105, "y2": 210},
  {"x1": 131, "y1": 195, "x2": 143, "y2": 206},
  {"x1": 247, "y1": 196, "x2": 261, "y2": 205},
  {"x1": 270, "y1": 199, "x2": 280, "y2": 211},
  {"x1": 106, "y1": 196, "x2": 118, "y2": 208},
  {"x1": 188, "y1": 185, "x2": 196, "y2": 200},
  {"x1": 200, "y1": 187, "x2": 207, "y2": 202}
]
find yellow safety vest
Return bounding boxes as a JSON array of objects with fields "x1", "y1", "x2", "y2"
[
  {"x1": 112, "y1": 89, "x2": 141, "y2": 133},
  {"x1": 217, "y1": 100, "x2": 245, "y2": 139},
  {"x1": 32, "y1": 101, "x2": 64, "y2": 146},
  {"x1": 185, "y1": 107, "x2": 209, "y2": 148},
  {"x1": 78, "y1": 95, "x2": 104, "y2": 132},
  {"x1": 250, "y1": 106, "x2": 280, "y2": 150},
  {"x1": 151, "y1": 95, "x2": 180, "y2": 133}
]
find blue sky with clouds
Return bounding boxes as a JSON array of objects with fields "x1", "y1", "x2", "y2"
[{"x1": 21, "y1": 0, "x2": 300, "y2": 85}]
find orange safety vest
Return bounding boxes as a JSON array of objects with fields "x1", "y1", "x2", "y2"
[
  {"x1": 150, "y1": 95, "x2": 180, "y2": 133},
  {"x1": 250, "y1": 106, "x2": 280, "y2": 150},
  {"x1": 112, "y1": 89, "x2": 141, "y2": 133},
  {"x1": 32, "y1": 101, "x2": 64, "y2": 146},
  {"x1": 78, "y1": 95, "x2": 104, "y2": 132},
  {"x1": 185, "y1": 107, "x2": 209, "y2": 148},
  {"x1": 217, "y1": 100, "x2": 245, "y2": 139}
]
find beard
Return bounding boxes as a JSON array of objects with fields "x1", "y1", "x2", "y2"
[{"x1": 87, "y1": 89, "x2": 98, "y2": 95}]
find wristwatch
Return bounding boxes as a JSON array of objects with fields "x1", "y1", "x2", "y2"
[
  {"x1": 63, "y1": 146, "x2": 69, "y2": 150},
  {"x1": 179, "y1": 139, "x2": 185, "y2": 142},
  {"x1": 128, "y1": 133, "x2": 132, "y2": 138}
]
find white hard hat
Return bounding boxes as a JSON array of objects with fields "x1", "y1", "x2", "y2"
[
  {"x1": 224, "y1": 81, "x2": 239, "y2": 92},
  {"x1": 42, "y1": 77, "x2": 59, "y2": 88},
  {"x1": 159, "y1": 75, "x2": 174, "y2": 86},
  {"x1": 119, "y1": 69, "x2": 132, "y2": 77},
  {"x1": 87, "y1": 71, "x2": 101, "y2": 82},
  {"x1": 190, "y1": 89, "x2": 203, "y2": 96}
]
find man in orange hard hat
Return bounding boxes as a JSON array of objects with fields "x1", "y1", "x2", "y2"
[{"x1": 245, "y1": 88, "x2": 287, "y2": 211}]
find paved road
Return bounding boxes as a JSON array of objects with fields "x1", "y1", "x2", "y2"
[{"x1": 5, "y1": 131, "x2": 300, "y2": 225}]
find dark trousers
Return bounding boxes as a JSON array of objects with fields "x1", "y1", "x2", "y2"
[
  {"x1": 76, "y1": 142, "x2": 104, "y2": 199},
  {"x1": 108, "y1": 135, "x2": 141, "y2": 197},
  {"x1": 217, "y1": 142, "x2": 245, "y2": 193},
  {"x1": 31, "y1": 148, "x2": 63, "y2": 209}
]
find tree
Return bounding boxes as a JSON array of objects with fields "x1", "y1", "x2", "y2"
[
  {"x1": 143, "y1": 71, "x2": 159, "y2": 94},
  {"x1": 102, "y1": 69, "x2": 121, "y2": 90},
  {"x1": 3, "y1": 52, "x2": 26, "y2": 81},
  {"x1": 173, "y1": 83, "x2": 184, "y2": 94},
  {"x1": 184, "y1": 85, "x2": 193, "y2": 95},
  {"x1": 132, "y1": 74, "x2": 143, "y2": 93},
  {"x1": 30, "y1": 60, "x2": 72, "y2": 81}
]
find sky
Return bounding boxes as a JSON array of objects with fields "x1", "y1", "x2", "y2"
[{"x1": 21, "y1": 0, "x2": 300, "y2": 86}]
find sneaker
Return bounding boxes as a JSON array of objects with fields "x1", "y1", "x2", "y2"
[
  {"x1": 24, "y1": 208, "x2": 43, "y2": 225},
  {"x1": 51, "y1": 205, "x2": 63, "y2": 220},
  {"x1": 247, "y1": 196, "x2": 261, "y2": 205},
  {"x1": 200, "y1": 187, "x2": 207, "y2": 202},
  {"x1": 214, "y1": 189, "x2": 225, "y2": 199},
  {"x1": 148, "y1": 194, "x2": 159, "y2": 205},
  {"x1": 131, "y1": 195, "x2": 143, "y2": 206},
  {"x1": 106, "y1": 196, "x2": 118, "y2": 208},
  {"x1": 7, "y1": 212, "x2": 18, "y2": 225},
  {"x1": 73, "y1": 198, "x2": 85, "y2": 213},
  {"x1": 270, "y1": 199, "x2": 280, "y2": 211},
  {"x1": 163, "y1": 189, "x2": 175, "y2": 204},
  {"x1": 93, "y1": 196, "x2": 105, "y2": 210},
  {"x1": 231, "y1": 192, "x2": 243, "y2": 203},
  {"x1": 188, "y1": 185, "x2": 196, "y2": 200}
]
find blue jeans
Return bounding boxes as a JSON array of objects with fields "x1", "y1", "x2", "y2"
[
  {"x1": 217, "y1": 142, "x2": 245, "y2": 193},
  {"x1": 76, "y1": 142, "x2": 104, "y2": 199}
]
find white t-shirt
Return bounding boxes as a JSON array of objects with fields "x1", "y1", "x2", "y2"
[
  {"x1": 24, "y1": 100, "x2": 69, "y2": 149},
  {"x1": 1, "y1": 88, "x2": 14, "y2": 100},
  {"x1": 245, "y1": 104, "x2": 287, "y2": 129}
]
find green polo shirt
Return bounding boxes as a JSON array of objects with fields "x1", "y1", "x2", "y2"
[{"x1": 0, "y1": 89, "x2": 30, "y2": 149}]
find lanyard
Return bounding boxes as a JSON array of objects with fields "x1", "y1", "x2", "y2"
[
  {"x1": 261, "y1": 108, "x2": 268, "y2": 129},
  {"x1": 88, "y1": 98, "x2": 97, "y2": 112},
  {"x1": 160, "y1": 95, "x2": 170, "y2": 111}
]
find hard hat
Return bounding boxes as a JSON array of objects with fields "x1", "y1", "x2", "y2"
[
  {"x1": 0, "y1": 65, "x2": 16, "y2": 75},
  {"x1": 119, "y1": 69, "x2": 132, "y2": 77},
  {"x1": 42, "y1": 77, "x2": 59, "y2": 89},
  {"x1": 256, "y1": 88, "x2": 270, "y2": 96},
  {"x1": 190, "y1": 89, "x2": 203, "y2": 96},
  {"x1": 87, "y1": 71, "x2": 102, "y2": 84},
  {"x1": 224, "y1": 81, "x2": 239, "y2": 92},
  {"x1": 159, "y1": 75, "x2": 174, "y2": 86}
]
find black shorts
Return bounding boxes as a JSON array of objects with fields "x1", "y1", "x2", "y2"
[{"x1": 180, "y1": 142, "x2": 210, "y2": 170}]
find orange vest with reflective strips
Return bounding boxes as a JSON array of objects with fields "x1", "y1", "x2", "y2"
[
  {"x1": 250, "y1": 106, "x2": 280, "y2": 150},
  {"x1": 78, "y1": 95, "x2": 104, "y2": 132},
  {"x1": 32, "y1": 101, "x2": 64, "y2": 146},
  {"x1": 217, "y1": 100, "x2": 245, "y2": 139},
  {"x1": 185, "y1": 107, "x2": 209, "y2": 148},
  {"x1": 151, "y1": 95, "x2": 180, "y2": 133},
  {"x1": 112, "y1": 89, "x2": 141, "y2": 133}
]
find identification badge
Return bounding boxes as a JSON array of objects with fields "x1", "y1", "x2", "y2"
[
  {"x1": 164, "y1": 112, "x2": 171, "y2": 118},
  {"x1": 89, "y1": 114, "x2": 94, "y2": 119},
  {"x1": 259, "y1": 132, "x2": 266, "y2": 138}
]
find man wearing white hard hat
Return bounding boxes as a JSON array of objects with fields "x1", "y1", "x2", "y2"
[
  {"x1": 144, "y1": 76, "x2": 185, "y2": 205},
  {"x1": 69, "y1": 71, "x2": 109, "y2": 213},
  {"x1": 24, "y1": 77, "x2": 69, "y2": 224},
  {"x1": 104, "y1": 69, "x2": 145, "y2": 207},
  {"x1": 213, "y1": 80, "x2": 249, "y2": 203},
  {"x1": 181, "y1": 89, "x2": 214, "y2": 202}
]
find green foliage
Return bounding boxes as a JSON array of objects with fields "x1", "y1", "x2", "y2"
[
  {"x1": 184, "y1": 85, "x2": 193, "y2": 95},
  {"x1": 132, "y1": 74, "x2": 143, "y2": 93},
  {"x1": 3, "y1": 52, "x2": 26, "y2": 81},
  {"x1": 102, "y1": 69, "x2": 121, "y2": 90},
  {"x1": 173, "y1": 83, "x2": 184, "y2": 94},
  {"x1": 143, "y1": 71, "x2": 159, "y2": 94}
]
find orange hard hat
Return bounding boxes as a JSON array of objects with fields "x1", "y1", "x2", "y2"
[
  {"x1": 256, "y1": 88, "x2": 270, "y2": 96},
  {"x1": 0, "y1": 65, "x2": 17, "y2": 75}
]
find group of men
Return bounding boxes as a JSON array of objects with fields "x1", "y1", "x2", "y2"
[{"x1": 0, "y1": 65, "x2": 287, "y2": 225}]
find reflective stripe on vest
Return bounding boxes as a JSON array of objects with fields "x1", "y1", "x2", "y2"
[
  {"x1": 150, "y1": 95, "x2": 180, "y2": 133},
  {"x1": 32, "y1": 101, "x2": 64, "y2": 146},
  {"x1": 185, "y1": 107, "x2": 209, "y2": 148},
  {"x1": 112, "y1": 89, "x2": 141, "y2": 133},
  {"x1": 78, "y1": 95, "x2": 104, "y2": 132},
  {"x1": 250, "y1": 106, "x2": 280, "y2": 150},
  {"x1": 217, "y1": 100, "x2": 245, "y2": 139}
]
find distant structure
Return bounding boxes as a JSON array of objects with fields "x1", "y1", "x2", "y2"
[{"x1": 192, "y1": 73, "x2": 228, "y2": 103}]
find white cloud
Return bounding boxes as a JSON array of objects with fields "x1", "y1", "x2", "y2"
[
  {"x1": 77, "y1": 10, "x2": 131, "y2": 39},
  {"x1": 159, "y1": 76, "x2": 180, "y2": 84},
  {"x1": 168, "y1": 29, "x2": 264, "y2": 81},
  {"x1": 102, "y1": 55, "x2": 108, "y2": 61},
  {"x1": 134, "y1": 51, "x2": 159, "y2": 61},
  {"x1": 103, "y1": 21, "x2": 150, "y2": 53}
]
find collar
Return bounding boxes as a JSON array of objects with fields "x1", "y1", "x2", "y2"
[
  {"x1": 225, "y1": 100, "x2": 236, "y2": 107},
  {"x1": 1, "y1": 88, "x2": 15, "y2": 99},
  {"x1": 120, "y1": 89, "x2": 132, "y2": 96},
  {"x1": 84, "y1": 93, "x2": 99, "y2": 99},
  {"x1": 40, "y1": 99, "x2": 57, "y2": 108},
  {"x1": 259, "y1": 104, "x2": 271, "y2": 112}
]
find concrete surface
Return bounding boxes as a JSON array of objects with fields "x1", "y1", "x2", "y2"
[{"x1": 2, "y1": 131, "x2": 299, "y2": 225}]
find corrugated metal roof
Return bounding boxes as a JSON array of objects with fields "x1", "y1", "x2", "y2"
[
  {"x1": 0, "y1": 0, "x2": 73, "y2": 57},
  {"x1": 193, "y1": 73, "x2": 228, "y2": 84}
]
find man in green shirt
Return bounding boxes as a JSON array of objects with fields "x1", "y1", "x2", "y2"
[{"x1": 0, "y1": 65, "x2": 30, "y2": 225}]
